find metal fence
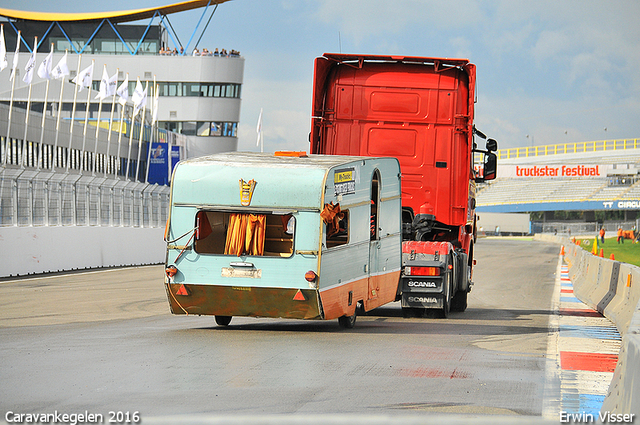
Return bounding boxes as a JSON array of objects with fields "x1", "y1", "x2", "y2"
[
  {"x1": 0, "y1": 168, "x2": 169, "y2": 228},
  {"x1": 533, "y1": 220, "x2": 640, "y2": 236},
  {"x1": 497, "y1": 139, "x2": 640, "y2": 160}
]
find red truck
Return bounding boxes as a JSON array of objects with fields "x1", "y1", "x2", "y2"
[{"x1": 310, "y1": 53, "x2": 497, "y2": 317}]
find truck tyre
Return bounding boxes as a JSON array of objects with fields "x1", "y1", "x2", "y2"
[
  {"x1": 215, "y1": 315, "x2": 232, "y2": 326},
  {"x1": 338, "y1": 311, "x2": 357, "y2": 328},
  {"x1": 441, "y1": 260, "x2": 452, "y2": 318},
  {"x1": 451, "y1": 290, "x2": 468, "y2": 312}
]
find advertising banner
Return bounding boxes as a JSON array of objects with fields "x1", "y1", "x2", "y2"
[
  {"x1": 498, "y1": 164, "x2": 605, "y2": 178},
  {"x1": 147, "y1": 142, "x2": 169, "y2": 185}
]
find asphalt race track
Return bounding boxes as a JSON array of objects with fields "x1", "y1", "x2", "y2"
[{"x1": 0, "y1": 238, "x2": 577, "y2": 424}]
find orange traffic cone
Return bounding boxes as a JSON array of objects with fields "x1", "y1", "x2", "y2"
[
  {"x1": 600, "y1": 249, "x2": 604, "y2": 258},
  {"x1": 560, "y1": 246, "x2": 565, "y2": 256},
  {"x1": 610, "y1": 253, "x2": 615, "y2": 260}
]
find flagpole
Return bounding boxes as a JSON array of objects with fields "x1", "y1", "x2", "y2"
[
  {"x1": 125, "y1": 107, "x2": 134, "y2": 181},
  {"x1": 105, "y1": 68, "x2": 119, "y2": 178},
  {"x1": 52, "y1": 50, "x2": 68, "y2": 170},
  {"x1": 93, "y1": 67, "x2": 106, "y2": 175},
  {"x1": 145, "y1": 77, "x2": 156, "y2": 184},
  {"x1": 67, "y1": 54, "x2": 82, "y2": 172},
  {"x1": 21, "y1": 36, "x2": 37, "y2": 168},
  {"x1": 3, "y1": 30, "x2": 20, "y2": 166},
  {"x1": 37, "y1": 43, "x2": 54, "y2": 171},
  {"x1": 81, "y1": 59, "x2": 95, "y2": 173},
  {"x1": 117, "y1": 73, "x2": 129, "y2": 180},
  {"x1": 135, "y1": 80, "x2": 148, "y2": 182}
]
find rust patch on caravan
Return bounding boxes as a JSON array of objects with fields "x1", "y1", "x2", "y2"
[{"x1": 166, "y1": 283, "x2": 322, "y2": 320}]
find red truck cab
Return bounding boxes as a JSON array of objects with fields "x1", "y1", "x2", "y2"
[{"x1": 311, "y1": 53, "x2": 497, "y2": 316}]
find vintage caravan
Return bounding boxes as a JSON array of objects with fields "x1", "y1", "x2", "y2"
[{"x1": 164, "y1": 152, "x2": 402, "y2": 328}]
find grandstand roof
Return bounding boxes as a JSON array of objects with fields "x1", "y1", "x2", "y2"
[{"x1": 0, "y1": 0, "x2": 230, "y2": 23}]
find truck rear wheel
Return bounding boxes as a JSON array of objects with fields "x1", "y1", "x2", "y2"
[
  {"x1": 215, "y1": 315, "x2": 232, "y2": 326},
  {"x1": 451, "y1": 290, "x2": 468, "y2": 312},
  {"x1": 441, "y1": 261, "x2": 452, "y2": 318}
]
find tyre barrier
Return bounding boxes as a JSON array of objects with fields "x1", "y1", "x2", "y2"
[{"x1": 534, "y1": 234, "x2": 640, "y2": 415}]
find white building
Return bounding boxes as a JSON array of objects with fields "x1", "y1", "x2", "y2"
[{"x1": 0, "y1": 0, "x2": 243, "y2": 171}]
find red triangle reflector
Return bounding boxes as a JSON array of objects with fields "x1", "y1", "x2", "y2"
[
  {"x1": 293, "y1": 289, "x2": 306, "y2": 301},
  {"x1": 176, "y1": 284, "x2": 189, "y2": 296}
]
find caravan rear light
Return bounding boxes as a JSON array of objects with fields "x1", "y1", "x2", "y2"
[
  {"x1": 305, "y1": 271, "x2": 318, "y2": 282},
  {"x1": 165, "y1": 265, "x2": 178, "y2": 277},
  {"x1": 405, "y1": 266, "x2": 440, "y2": 276}
]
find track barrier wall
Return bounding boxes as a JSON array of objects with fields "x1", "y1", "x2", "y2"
[
  {"x1": 0, "y1": 171, "x2": 170, "y2": 277},
  {"x1": 535, "y1": 233, "x2": 640, "y2": 415}
]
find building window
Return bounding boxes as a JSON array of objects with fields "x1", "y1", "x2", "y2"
[
  {"x1": 152, "y1": 82, "x2": 241, "y2": 98},
  {"x1": 160, "y1": 121, "x2": 238, "y2": 138}
]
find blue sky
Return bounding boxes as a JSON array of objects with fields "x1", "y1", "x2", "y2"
[{"x1": 6, "y1": 0, "x2": 640, "y2": 153}]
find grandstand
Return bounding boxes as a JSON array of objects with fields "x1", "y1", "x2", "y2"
[{"x1": 476, "y1": 139, "x2": 640, "y2": 217}]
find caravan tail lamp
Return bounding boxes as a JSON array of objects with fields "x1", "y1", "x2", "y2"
[
  {"x1": 165, "y1": 265, "x2": 178, "y2": 278},
  {"x1": 305, "y1": 271, "x2": 318, "y2": 282}
]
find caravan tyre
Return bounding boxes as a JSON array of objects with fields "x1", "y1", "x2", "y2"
[
  {"x1": 215, "y1": 315, "x2": 232, "y2": 326},
  {"x1": 338, "y1": 312, "x2": 357, "y2": 329}
]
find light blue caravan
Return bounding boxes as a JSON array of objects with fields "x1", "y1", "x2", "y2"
[{"x1": 163, "y1": 152, "x2": 402, "y2": 328}]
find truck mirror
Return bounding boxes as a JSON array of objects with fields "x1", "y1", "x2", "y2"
[
  {"x1": 483, "y1": 152, "x2": 497, "y2": 180},
  {"x1": 473, "y1": 126, "x2": 487, "y2": 139},
  {"x1": 486, "y1": 139, "x2": 497, "y2": 152}
]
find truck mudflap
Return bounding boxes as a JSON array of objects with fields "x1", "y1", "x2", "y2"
[
  {"x1": 400, "y1": 264, "x2": 448, "y2": 309},
  {"x1": 165, "y1": 283, "x2": 323, "y2": 320},
  {"x1": 401, "y1": 240, "x2": 453, "y2": 311}
]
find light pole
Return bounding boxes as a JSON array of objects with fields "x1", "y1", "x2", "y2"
[{"x1": 526, "y1": 134, "x2": 534, "y2": 147}]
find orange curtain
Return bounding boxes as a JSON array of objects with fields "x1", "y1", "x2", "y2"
[
  {"x1": 321, "y1": 202, "x2": 343, "y2": 237},
  {"x1": 224, "y1": 213, "x2": 266, "y2": 256}
]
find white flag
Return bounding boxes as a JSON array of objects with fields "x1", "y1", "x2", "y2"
[
  {"x1": 151, "y1": 82, "x2": 159, "y2": 125},
  {"x1": 116, "y1": 75, "x2": 129, "y2": 105},
  {"x1": 107, "y1": 71, "x2": 117, "y2": 97},
  {"x1": 72, "y1": 62, "x2": 94, "y2": 91},
  {"x1": 95, "y1": 65, "x2": 109, "y2": 100},
  {"x1": 22, "y1": 42, "x2": 37, "y2": 84},
  {"x1": 50, "y1": 51, "x2": 69, "y2": 80},
  {"x1": 9, "y1": 34, "x2": 19, "y2": 81},
  {"x1": 0, "y1": 25, "x2": 7, "y2": 72},
  {"x1": 131, "y1": 77, "x2": 147, "y2": 118},
  {"x1": 256, "y1": 108, "x2": 263, "y2": 146},
  {"x1": 37, "y1": 46, "x2": 53, "y2": 80}
]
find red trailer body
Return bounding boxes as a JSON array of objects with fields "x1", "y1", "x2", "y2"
[{"x1": 311, "y1": 53, "x2": 497, "y2": 315}]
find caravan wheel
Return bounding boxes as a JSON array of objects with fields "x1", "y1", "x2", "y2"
[
  {"x1": 215, "y1": 316, "x2": 232, "y2": 326},
  {"x1": 338, "y1": 312, "x2": 357, "y2": 329}
]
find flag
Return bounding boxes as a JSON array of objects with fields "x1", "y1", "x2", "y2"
[
  {"x1": 151, "y1": 82, "x2": 159, "y2": 125},
  {"x1": 50, "y1": 51, "x2": 69, "y2": 80},
  {"x1": 256, "y1": 108, "x2": 263, "y2": 146},
  {"x1": 131, "y1": 77, "x2": 147, "y2": 118},
  {"x1": 37, "y1": 46, "x2": 53, "y2": 80},
  {"x1": 72, "y1": 62, "x2": 94, "y2": 91},
  {"x1": 22, "y1": 42, "x2": 37, "y2": 84},
  {"x1": 0, "y1": 25, "x2": 7, "y2": 72},
  {"x1": 9, "y1": 35, "x2": 19, "y2": 81},
  {"x1": 116, "y1": 75, "x2": 129, "y2": 105},
  {"x1": 107, "y1": 70, "x2": 117, "y2": 97},
  {"x1": 95, "y1": 65, "x2": 109, "y2": 100}
]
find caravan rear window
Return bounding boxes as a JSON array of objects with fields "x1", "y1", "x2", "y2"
[{"x1": 194, "y1": 211, "x2": 294, "y2": 257}]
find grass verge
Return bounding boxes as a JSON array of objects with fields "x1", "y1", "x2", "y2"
[{"x1": 575, "y1": 237, "x2": 640, "y2": 267}]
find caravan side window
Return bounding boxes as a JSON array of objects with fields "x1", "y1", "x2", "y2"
[
  {"x1": 325, "y1": 209, "x2": 349, "y2": 249},
  {"x1": 194, "y1": 210, "x2": 294, "y2": 257}
]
